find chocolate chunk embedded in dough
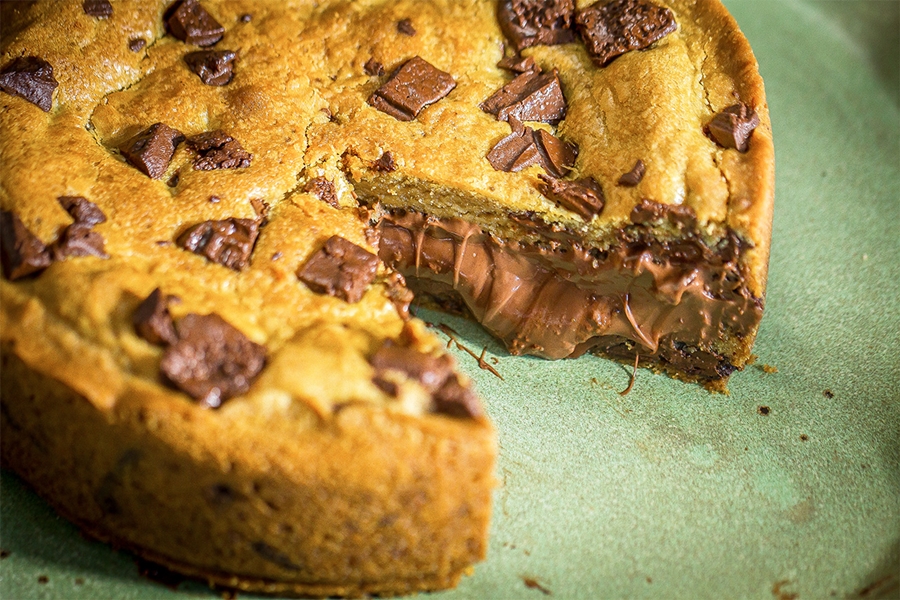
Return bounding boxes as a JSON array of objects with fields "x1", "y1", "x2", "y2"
[
  {"x1": 498, "y1": 0, "x2": 575, "y2": 52},
  {"x1": 177, "y1": 218, "x2": 259, "y2": 271},
  {"x1": 186, "y1": 130, "x2": 251, "y2": 170},
  {"x1": 533, "y1": 128, "x2": 577, "y2": 178},
  {"x1": 82, "y1": 0, "x2": 112, "y2": 18},
  {"x1": 433, "y1": 375, "x2": 482, "y2": 419},
  {"x1": 129, "y1": 38, "x2": 147, "y2": 52},
  {"x1": 497, "y1": 54, "x2": 537, "y2": 74},
  {"x1": 372, "y1": 151, "x2": 396, "y2": 173},
  {"x1": 0, "y1": 56, "x2": 58, "y2": 112},
  {"x1": 480, "y1": 68, "x2": 567, "y2": 124},
  {"x1": 397, "y1": 18, "x2": 416, "y2": 36},
  {"x1": 537, "y1": 175, "x2": 605, "y2": 220},
  {"x1": 706, "y1": 103, "x2": 760, "y2": 153},
  {"x1": 58, "y1": 196, "x2": 107, "y2": 227},
  {"x1": 133, "y1": 288, "x2": 178, "y2": 346},
  {"x1": 120, "y1": 123, "x2": 185, "y2": 180},
  {"x1": 618, "y1": 159, "x2": 646, "y2": 186},
  {"x1": 370, "y1": 343, "x2": 454, "y2": 391},
  {"x1": 184, "y1": 50, "x2": 236, "y2": 86},
  {"x1": 368, "y1": 57, "x2": 456, "y2": 122},
  {"x1": 630, "y1": 198, "x2": 696, "y2": 230},
  {"x1": 298, "y1": 235, "x2": 379, "y2": 303},
  {"x1": 161, "y1": 313, "x2": 266, "y2": 408},
  {"x1": 52, "y1": 223, "x2": 109, "y2": 260},
  {"x1": 165, "y1": 0, "x2": 225, "y2": 47},
  {"x1": 364, "y1": 58, "x2": 385, "y2": 76},
  {"x1": 575, "y1": 0, "x2": 677, "y2": 67},
  {"x1": 487, "y1": 118, "x2": 576, "y2": 177},
  {"x1": 304, "y1": 177, "x2": 339, "y2": 208},
  {"x1": 0, "y1": 210, "x2": 52, "y2": 280}
]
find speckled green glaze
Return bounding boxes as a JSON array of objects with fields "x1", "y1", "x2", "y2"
[{"x1": 2, "y1": 1, "x2": 898, "y2": 598}]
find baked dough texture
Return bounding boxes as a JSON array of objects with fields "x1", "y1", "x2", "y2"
[{"x1": 0, "y1": 0, "x2": 773, "y2": 596}]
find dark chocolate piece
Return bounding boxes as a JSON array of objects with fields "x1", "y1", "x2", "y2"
[
  {"x1": 537, "y1": 174, "x2": 605, "y2": 220},
  {"x1": 0, "y1": 56, "x2": 58, "y2": 112},
  {"x1": 487, "y1": 117, "x2": 576, "y2": 177},
  {"x1": 372, "y1": 151, "x2": 396, "y2": 173},
  {"x1": 368, "y1": 56, "x2": 456, "y2": 122},
  {"x1": 618, "y1": 159, "x2": 646, "y2": 186},
  {"x1": 0, "y1": 210, "x2": 52, "y2": 280},
  {"x1": 240, "y1": 13, "x2": 252, "y2": 23},
  {"x1": 177, "y1": 218, "x2": 259, "y2": 271},
  {"x1": 498, "y1": 0, "x2": 576, "y2": 52},
  {"x1": 82, "y1": 0, "x2": 112, "y2": 18},
  {"x1": 433, "y1": 374, "x2": 482, "y2": 419},
  {"x1": 304, "y1": 177, "x2": 339, "y2": 208},
  {"x1": 249, "y1": 198, "x2": 269, "y2": 224},
  {"x1": 120, "y1": 123, "x2": 185, "y2": 180},
  {"x1": 533, "y1": 128, "x2": 577, "y2": 178},
  {"x1": 706, "y1": 103, "x2": 760, "y2": 153},
  {"x1": 364, "y1": 58, "x2": 385, "y2": 76},
  {"x1": 52, "y1": 223, "x2": 109, "y2": 259},
  {"x1": 58, "y1": 196, "x2": 107, "y2": 227},
  {"x1": 184, "y1": 50, "x2": 236, "y2": 86},
  {"x1": 133, "y1": 288, "x2": 178, "y2": 346},
  {"x1": 397, "y1": 18, "x2": 416, "y2": 36},
  {"x1": 497, "y1": 54, "x2": 537, "y2": 74},
  {"x1": 480, "y1": 68, "x2": 567, "y2": 124},
  {"x1": 160, "y1": 313, "x2": 266, "y2": 408},
  {"x1": 165, "y1": 0, "x2": 225, "y2": 47},
  {"x1": 129, "y1": 38, "x2": 147, "y2": 52},
  {"x1": 575, "y1": 0, "x2": 677, "y2": 67},
  {"x1": 186, "y1": 130, "x2": 251, "y2": 170},
  {"x1": 630, "y1": 198, "x2": 696, "y2": 230},
  {"x1": 298, "y1": 235, "x2": 379, "y2": 303}
]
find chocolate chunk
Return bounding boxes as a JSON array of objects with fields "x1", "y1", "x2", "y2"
[
  {"x1": 184, "y1": 50, "x2": 236, "y2": 86},
  {"x1": 370, "y1": 343, "x2": 454, "y2": 391},
  {"x1": 133, "y1": 288, "x2": 178, "y2": 346},
  {"x1": 364, "y1": 58, "x2": 385, "y2": 76},
  {"x1": 397, "y1": 18, "x2": 416, "y2": 36},
  {"x1": 129, "y1": 38, "x2": 147, "y2": 52},
  {"x1": 298, "y1": 235, "x2": 378, "y2": 303},
  {"x1": 497, "y1": 54, "x2": 537, "y2": 74},
  {"x1": 82, "y1": 0, "x2": 112, "y2": 18},
  {"x1": 165, "y1": 0, "x2": 225, "y2": 47},
  {"x1": 167, "y1": 171, "x2": 181, "y2": 187},
  {"x1": 533, "y1": 127, "x2": 577, "y2": 178},
  {"x1": 575, "y1": 0, "x2": 677, "y2": 67},
  {"x1": 176, "y1": 218, "x2": 259, "y2": 271},
  {"x1": 240, "y1": 13, "x2": 252, "y2": 23},
  {"x1": 498, "y1": 0, "x2": 576, "y2": 52},
  {"x1": 706, "y1": 103, "x2": 760, "y2": 153},
  {"x1": 433, "y1": 375, "x2": 482, "y2": 419},
  {"x1": 372, "y1": 151, "x2": 396, "y2": 173},
  {"x1": 537, "y1": 174, "x2": 605, "y2": 220},
  {"x1": 58, "y1": 196, "x2": 107, "y2": 227},
  {"x1": 120, "y1": 123, "x2": 185, "y2": 179},
  {"x1": 368, "y1": 56, "x2": 456, "y2": 122},
  {"x1": 52, "y1": 223, "x2": 109, "y2": 260},
  {"x1": 160, "y1": 313, "x2": 266, "y2": 408},
  {"x1": 480, "y1": 68, "x2": 567, "y2": 124},
  {"x1": 249, "y1": 198, "x2": 269, "y2": 224},
  {"x1": 630, "y1": 198, "x2": 696, "y2": 230},
  {"x1": 304, "y1": 177, "x2": 339, "y2": 208},
  {"x1": 0, "y1": 210, "x2": 52, "y2": 280},
  {"x1": 618, "y1": 159, "x2": 646, "y2": 186},
  {"x1": 186, "y1": 130, "x2": 251, "y2": 170},
  {"x1": 0, "y1": 56, "x2": 58, "y2": 112},
  {"x1": 486, "y1": 117, "x2": 542, "y2": 172}
]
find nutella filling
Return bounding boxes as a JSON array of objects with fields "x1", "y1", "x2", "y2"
[{"x1": 377, "y1": 209, "x2": 762, "y2": 381}]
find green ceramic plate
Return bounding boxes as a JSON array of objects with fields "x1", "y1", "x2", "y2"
[{"x1": 2, "y1": 1, "x2": 898, "y2": 598}]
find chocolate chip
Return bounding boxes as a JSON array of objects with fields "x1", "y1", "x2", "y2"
[
  {"x1": 304, "y1": 177, "x2": 339, "y2": 208},
  {"x1": 480, "y1": 68, "x2": 567, "y2": 124},
  {"x1": 370, "y1": 342, "x2": 454, "y2": 391},
  {"x1": 498, "y1": 0, "x2": 576, "y2": 52},
  {"x1": 364, "y1": 57, "x2": 385, "y2": 76},
  {"x1": 133, "y1": 288, "x2": 178, "y2": 346},
  {"x1": 537, "y1": 174, "x2": 605, "y2": 220},
  {"x1": 186, "y1": 130, "x2": 251, "y2": 170},
  {"x1": 372, "y1": 151, "x2": 396, "y2": 173},
  {"x1": 630, "y1": 198, "x2": 696, "y2": 230},
  {"x1": 0, "y1": 210, "x2": 52, "y2": 280},
  {"x1": 368, "y1": 56, "x2": 456, "y2": 122},
  {"x1": 82, "y1": 0, "x2": 112, "y2": 18},
  {"x1": 120, "y1": 123, "x2": 185, "y2": 180},
  {"x1": 397, "y1": 18, "x2": 416, "y2": 36},
  {"x1": 497, "y1": 54, "x2": 537, "y2": 74},
  {"x1": 239, "y1": 13, "x2": 252, "y2": 23},
  {"x1": 165, "y1": 0, "x2": 225, "y2": 47},
  {"x1": 298, "y1": 235, "x2": 378, "y2": 303},
  {"x1": 486, "y1": 117, "x2": 542, "y2": 172},
  {"x1": 433, "y1": 374, "x2": 482, "y2": 419},
  {"x1": 176, "y1": 218, "x2": 259, "y2": 271},
  {"x1": 618, "y1": 159, "x2": 646, "y2": 186},
  {"x1": 58, "y1": 196, "x2": 107, "y2": 227},
  {"x1": 706, "y1": 103, "x2": 760, "y2": 153},
  {"x1": 160, "y1": 313, "x2": 266, "y2": 408},
  {"x1": 51, "y1": 223, "x2": 109, "y2": 260},
  {"x1": 128, "y1": 38, "x2": 147, "y2": 52},
  {"x1": 0, "y1": 56, "x2": 58, "y2": 112},
  {"x1": 575, "y1": 0, "x2": 677, "y2": 67},
  {"x1": 184, "y1": 50, "x2": 236, "y2": 86},
  {"x1": 250, "y1": 198, "x2": 269, "y2": 224},
  {"x1": 167, "y1": 171, "x2": 181, "y2": 187},
  {"x1": 208, "y1": 195, "x2": 220, "y2": 204},
  {"x1": 533, "y1": 127, "x2": 577, "y2": 178}
]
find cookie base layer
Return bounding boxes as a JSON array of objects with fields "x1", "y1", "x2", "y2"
[{"x1": 0, "y1": 349, "x2": 495, "y2": 598}]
